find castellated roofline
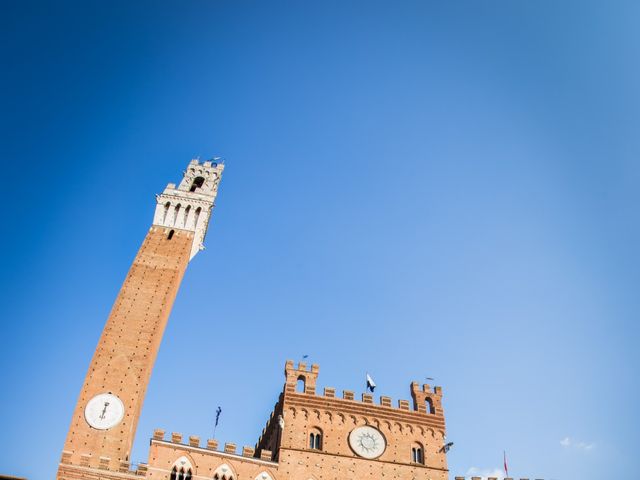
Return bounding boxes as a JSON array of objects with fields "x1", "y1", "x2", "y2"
[{"x1": 148, "y1": 430, "x2": 277, "y2": 465}]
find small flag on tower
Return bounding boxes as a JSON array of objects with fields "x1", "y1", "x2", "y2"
[
  {"x1": 213, "y1": 406, "x2": 222, "y2": 439},
  {"x1": 366, "y1": 373, "x2": 376, "y2": 392}
]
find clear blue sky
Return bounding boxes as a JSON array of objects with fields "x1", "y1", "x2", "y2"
[{"x1": 1, "y1": 2, "x2": 639, "y2": 479}]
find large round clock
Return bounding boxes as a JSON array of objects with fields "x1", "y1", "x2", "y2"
[
  {"x1": 84, "y1": 393, "x2": 125, "y2": 430},
  {"x1": 348, "y1": 426, "x2": 386, "y2": 459}
]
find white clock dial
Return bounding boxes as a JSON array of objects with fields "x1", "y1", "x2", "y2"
[
  {"x1": 349, "y1": 426, "x2": 386, "y2": 459},
  {"x1": 84, "y1": 393, "x2": 125, "y2": 430}
]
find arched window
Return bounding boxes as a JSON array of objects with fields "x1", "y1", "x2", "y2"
[
  {"x1": 411, "y1": 443, "x2": 424, "y2": 464},
  {"x1": 213, "y1": 463, "x2": 235, "y2": 480},
  {"x1": 170, "y1": 466, "x2": 192, "y2": 480},
  {"x1": 309, "y1": 428, "x2": 323, "y2": 450},
  {"x1": 167, "y1": 229, "x2": 175, "y2": 240},
  {"x1": 163, "y1": 202, "x2": 171, "y2": 223},
  {"x1": 296, "y1": 376, "x2": 306, "y2": 393},
  {"x1": 190, "y1": 176, "x2": 205, "y2": 192},
  {"x1": 170, "y1": 456, "x2": 193, "y2": 480},
  {"x1": 173, "y1": 204, "x2": 181, "y2": 226},
  {"x1": 193, "y1": 207, "x2": 201, "y2": 228},
  {"x1": 425, "y1": 398, "x2": 435, "y2": 414},
  {"x1": 183, "y1": 205, "x2": 191, "y2": 228}
]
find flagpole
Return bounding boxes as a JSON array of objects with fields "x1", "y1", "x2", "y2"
[{"x1": 503, "y1": 450, "x2": 508, "y2": 478}]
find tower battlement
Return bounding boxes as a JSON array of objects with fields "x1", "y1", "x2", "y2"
[
  {"x1": 281, "y1": 359, "x2": 445, "y2": 422},
  {"x1": 153, "y1": 158, "x2": 224, "y2": 260}
]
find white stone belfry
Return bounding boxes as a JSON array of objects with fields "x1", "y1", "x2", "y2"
[{"x1": 152, "y1": 158, "x2": 224, "y2": 260}]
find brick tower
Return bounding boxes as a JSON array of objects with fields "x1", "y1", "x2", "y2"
[{"x1": 58, "y1": 159, "x2": 224, "y2": 479}]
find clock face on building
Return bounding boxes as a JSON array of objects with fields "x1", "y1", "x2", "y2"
[
  {"x1": 84, "y1": 393, "x2": 125, "y2": 430},
  {"x1": 348, "y1": 426, "x2": 386, "y2": 459}
]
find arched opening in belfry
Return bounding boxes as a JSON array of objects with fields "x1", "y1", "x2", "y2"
[
  {"x1": 425, "y1": 397, "x2": 435, "y2": 414},
  {"x1": 163, "y1": 202, "x2": 171, "y2": 223},
  {"x1": 190, "y1": 176, "x2": 205, "y2": 192},
  {"x1": 296, "y1": 375, "x2": 306, "y2": 393},
  {"x1": 183, "y1": 205, "x2": 191, "y2": 228},
  {"x1": 193, "y1": 207, "x2": 201, "y2": 227},
  {"x1": 173, "y1": 204, "x2": 181, "y2": 226}
]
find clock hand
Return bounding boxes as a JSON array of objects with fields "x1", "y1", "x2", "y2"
[{"x1": 99, "y1": 402, "x2": 110, "y2": 419}]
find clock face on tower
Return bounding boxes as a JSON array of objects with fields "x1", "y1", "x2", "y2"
[
  {"x1": 84, "y1": 393, "x2": 125, "y2": 430},
  {"x1": 348, "y1": 426, "x2": 386, "y2": 459}
]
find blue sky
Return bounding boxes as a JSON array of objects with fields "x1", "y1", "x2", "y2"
[{"x1": 1, "y1": 2, "x2": 639, "y2": 479}]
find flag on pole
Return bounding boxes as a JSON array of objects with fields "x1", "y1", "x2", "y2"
[
  {"x1": 366, "y1": 373, "x2": 376, "y2": 392},
  {"x1": 503, "y1": 450, "x2": 508, "y2": 477},
  {"x1": 215, "y1": 406, "x2": 222, "y2": 427}
]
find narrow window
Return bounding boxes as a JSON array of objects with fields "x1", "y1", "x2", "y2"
[
  {"x1": 296, "y1": 376, "x2": 306, "y2": 393},
  {"x1": 183, "y1": 205, "x2": 191, "y2": 228},
  {"x1": 193, "y1": 207, "x2": 201, "y2": 228},
  {"x1": 425, "y1": 398, "x2": 434, "y2": 414},
  {"x1": 190, "y1": 176, "x2": 205, "y2": 192},
  {"x1": 411, "y1": 443, "x2": 424, "y2": 464},
  {"x1": 184, "y1": 469, "x2": 192, "y2": 480},
  {"x1": 168, "y1": 230, "x2": 175, "y2": 240},
  {"x1": 170, "y1": 467, "x2": 177, "y2": 480},
  {"x1": 309, "y1": 428, "x2": 322, "y2": 450},
  {"x1": 173, "y1": 204, "x2": 181, "y2": 226},
  {"x1": 163, "y1": 202, "x2": 171, "y2": 224}
]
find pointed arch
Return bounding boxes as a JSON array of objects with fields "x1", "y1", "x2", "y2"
[
  {"x1": 213, "y1": 463, "x2": 236, "y2": 480},
  {"x1": 254, "y1": 472, "x2": 276, "y2": 480},
  {"x1": 170, "y1": 456, "x2": 194, "y2": 480}
]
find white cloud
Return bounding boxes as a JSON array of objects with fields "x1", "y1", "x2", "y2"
[
  {"x1": 465, "y1": 466, "x2": 505, "y2": 479},
  {"x1": 560, "y1": 436, "x2": 595, "y2": 451}
]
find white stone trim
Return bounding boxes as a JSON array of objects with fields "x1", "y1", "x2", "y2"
[{"x1": 152, "y1": 160, "x2": 224, "y2": 261}]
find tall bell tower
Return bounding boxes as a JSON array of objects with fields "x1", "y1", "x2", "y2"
[{"x1": 58, "y1": 159, "x2": 224, "y2": 479}]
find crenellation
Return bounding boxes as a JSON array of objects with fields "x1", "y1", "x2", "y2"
[
  {"x1": 224, "y1": 442, "x2": 237, "y2": 454},
  {"x1": 153, "y1": 429, "x2": 164, "y2": 441},
  {"x1": 260, "y1": 449, "x2": 273, "y2": 461},
  {"x1": 171, "y1": 432, "x2": 183, "y2": 444},
  {"x1": 362, "y1": 393, "x2": 374, "y2": 403},
  {"x1": 343, "y1": 390, "x2": 355, "y2": 400},
  {"x1": 206, "y1": 439, "x2": 218, "y2": 450},
  {"x1": 242, "y1": 446, "x2": 255, "y2": 457},
  {"x1": 80, "y1": 454, "x2": 91, "y2": 467},
  {"x1": 188, "y1": 435, "x2": 200, "y2": 447},
  {"x1": 380, "y1": 396, "x2": 392, "y2": 407},
  {"x1": 324, "y1": 387, "x2": 335, "y2": 397},
  {"x1": 118, "y1": 461, "x2": 130, "y2": 473}
]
